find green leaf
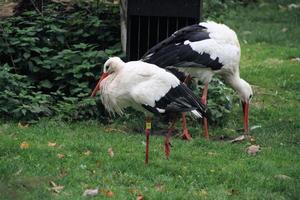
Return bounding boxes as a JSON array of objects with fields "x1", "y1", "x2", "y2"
[{"x1": 40, "y1": 80, "x2": 53, "y2": 89}]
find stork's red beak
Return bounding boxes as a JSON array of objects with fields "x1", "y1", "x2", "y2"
[
  {"x1": 242, "y1": 101, "x2": 249, "y2": 134},
  {"x1": 91, "y1": 72, "x2": 109, "y2": 97}
]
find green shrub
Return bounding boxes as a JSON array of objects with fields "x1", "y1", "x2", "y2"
[{"x1": 0, "y1": 1, "x2": 122, "y2": 122}]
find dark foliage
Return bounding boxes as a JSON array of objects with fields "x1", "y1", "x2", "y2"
[{"x1": 0, "y1": 0, "x2": 122, "y2": 122}]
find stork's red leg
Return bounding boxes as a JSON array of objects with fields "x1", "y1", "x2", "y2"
[
  {"x1": 165, "y1": 119, "x2": 176, "y2": 159},
  {"x1": 181, "y1": 113, "x2": 192, "y2": 140},
  {"x1": 145, "y1": 117, "x2": 151, "y2": 164},
  {"x1": 201, "y1": 82, "x2": 209, "y2": 139},
  {"x1": 181, "y1": 75, "x2": 192, "y2": 140}
]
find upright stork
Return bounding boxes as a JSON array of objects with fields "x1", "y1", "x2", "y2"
[
  {"x1": 141, "y1": 21, "x2": 253, "y2": 140},
  {"x1": 91, "y1": 57, "x2": 207, "y2": 163}
]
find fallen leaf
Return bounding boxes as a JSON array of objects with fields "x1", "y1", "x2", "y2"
[
  {"x1": 83, "y1": 150, "x2": 92, "y2": 156},
  {"x1": 99, "y1": 189, "x2": 114, "y2": 197},
  {"x1": 108, "y1": 147, "x2": 114, "y2": 157},
  {"x1": 281, "y1": 27, "x2": 288, "y2": 32},
  {"x1": 207, "y1": 151, "x2": 218, "y2": 156},
  {"x1": 250, "y1": 125, "x2": 262, "y2": 130},
  {"x1": 227, "y1": 188, "x2": 239, "y2": 196},
  {"x1": 50, "y1": 181, "x2": 64, "y2": 193},
  {"x1": 18, "y1": 122, "x2": 29, "y2": 128},
  {"x1": 230, "y1": 135, "x2": 247, "y2": 143},
  {"x1": 14, "y1": 168, "x2": 23, "y2": 176},
  {"x1": 20, "y1": 141, "x2": 29, "y2": 149},
  {"x1": 83, "y1": 188, "x2": 99, "y2": 196},
  {"x1": 106, "y1": 190, "x2": 114, "y2": 197},
  {"x1": 290, "y1": 57, "x2": 300, "y2": 62},
  {"x1": 275, "y1": 174, "x2": 292, "y2": 180},
  {"x1": 57, "y1": 153, "x2": 65, "y2": 159},
  {"x1": 48, "y1": 142, "x2": 56, "y2": 147},
  {"x1": 197, "y1": 189, "x2": 208, "y2": 197},
  {"x1": 137, "y1": 194, "x2": 144, "y2": 200},
  {"x1": 247, "y1": 145, "x2": 260, "y2": 155},
  {"x1": 155, "y1": 183, "x2": 165, "y2": 191}
]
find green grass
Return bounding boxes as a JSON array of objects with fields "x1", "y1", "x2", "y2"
[{"x1": 1, "y1": 1, "x2": 300, "y2": 199}]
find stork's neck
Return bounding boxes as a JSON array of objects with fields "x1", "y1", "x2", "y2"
[{"x1": 226, "y1": 75, "x2": 252, "y2": 102}]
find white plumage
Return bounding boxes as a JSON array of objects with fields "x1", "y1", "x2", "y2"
[
  {"x1": 91, "y1": 57, "x2": 207, "y2": 163},
  {"x1": 142, "y1": 21, "x2": 253, "y2": 139}
]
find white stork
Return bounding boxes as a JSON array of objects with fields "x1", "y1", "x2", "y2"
[
  {"x1": 141, "y1": 21, "x2": 253, "y2": 140},
  {"x1": 91, "y1": 57, "x2": 207, "y2": 164}
]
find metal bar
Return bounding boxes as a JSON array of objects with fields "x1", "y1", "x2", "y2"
[
  {"x1": 137, "y1": 15, "x2": 141, "y2": 59},
  {"x1": 166, "y1": 17, "x2": 169, "y2": 36},
  {"x1": 147, "y1": 16, "x2": 150, "y2": 50},
  {"x1": 157, "y1": 17, "x2": 160, "y2": 43}
]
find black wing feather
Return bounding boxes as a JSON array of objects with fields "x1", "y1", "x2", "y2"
[
  {"x1": 141, "y1": 24, "x2": 223, "y2": 71},
  {"x1": 143, "y1": 83, "x2": 208, "y2": 118}
]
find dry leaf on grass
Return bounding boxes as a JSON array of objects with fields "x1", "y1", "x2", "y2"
[
  {"x1": 247, "y1": 145, "x2": 261, "y2": 155},
  {"x1": 197, "y1": 189, "x2": 208, "y2": 197},
  {"x1": 50, "y1": 181, "x2": 64, "y2": 193},
  {"x1": 20, "y1": 141, "x2": 29, "y2": 149},
  {"x1": 155, "y1": 183, "x2": 165, "y2": 192},
  {"x1": 230, "y1": 135, "x2": 247, "y2": 143},
  {"x1": 207, "y1": 151, "x2": 218, "y2": 156},
  {"x1": 108, "y1": 147, "x2": 114, "y2": 157},
  {"x1": 274, "y1": 174, "x2": 292, "y2": 180},
  {"x1": 99, "y1": 189, "x2": 114, "y2": 197},
  {"x1": 227, "y1": 188, "x2": 239, "y2": 196},
  {"x1": 83, "y1": 150, "x2": 92, "y2": 156},
  {"x1": 137, "y1": 194, "x2": 144, "y2": 200},
  {"x1": 57, "y1": 153, "x2": 65, "y2": 159},
  {"x1": 18, "y1": 122, "x2": 29, "y2": 128},
  {"x1": 83, "y1": 188, "x2": 99, "y2": 196},
  {"x1": 48, "y1": 142, "x2": 56, "y2": 147},
  {"x1": 290, "y1": 57, "x2": 300, "y2": 62}
]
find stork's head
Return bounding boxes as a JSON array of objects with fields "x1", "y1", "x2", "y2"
[
  {"x1": 91, "y1": 57, "x2": 124, "y2": 97},
  {"x1": 237, "y1": 79, "x2": 253, "y2": 104},
  {"x1": 103, "y1": 57, "x2": 124, "y2": 74}
]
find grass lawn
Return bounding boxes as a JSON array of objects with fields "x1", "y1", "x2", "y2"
[{"x1": 1, "y1": 1, "x2": 300, "y2": 199}]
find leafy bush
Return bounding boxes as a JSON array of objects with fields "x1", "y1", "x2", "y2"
[
  {"x1": 0, "y1": 1, "x2": 122, "y2": 122},
  {"x1": 0, "y1": 64, "x2": 52, "y2": 122}
]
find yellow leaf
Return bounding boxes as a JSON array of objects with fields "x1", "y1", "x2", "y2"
[
  {"x1": 246, "y1": 145, "x2": 261, "y2": 155},
  {"x1": 48, "y1": 142, "x2": 56, "y2": 147},
  {"x1": 18, "y1": 122, "x2": 29, "y2": 128},
  {"x1": 155, "y1": 183, "x2": 164, "y2": 191},
  {"x1": 108, "y1": 148, "x2": 114, "y2": 157},
  {"x1": 106, "y1": 190, "x2": 113, "y2": 197},
  {"x1": 57, "y1": 153, "x2": 65, "y2": 159},
  {"x1": 197, "y1": 189, "x2": 208, "y2": 197},
  {"x1": 99, "y1": 189, "x2": 113, "y2": 197},
  {"x1": 137, "y1": 194, "x2": 144, "y2": 200},
  {"x1": 49, "y1": 181, "x2": 64, "y2": 193},
  {"x1": 84, "y1": 150, "x2": 92, "y2": 156},
  {"x1": 20, "y1": 141, "x2": 29, "y2": 149}
]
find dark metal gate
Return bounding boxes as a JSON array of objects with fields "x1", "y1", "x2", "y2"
[{"x1": 120, "y1": 0, "x2": 203, "y2": 61}]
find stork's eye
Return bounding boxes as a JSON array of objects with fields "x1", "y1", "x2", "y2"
[{"x1": 249, "y1": 94, "x2": 253, "y2": 99}]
